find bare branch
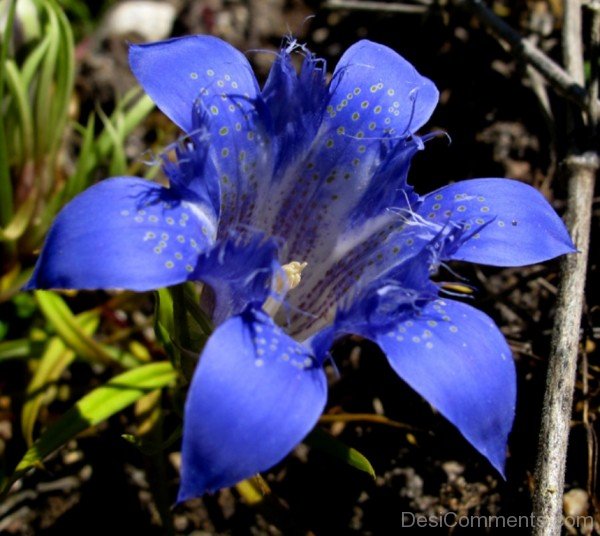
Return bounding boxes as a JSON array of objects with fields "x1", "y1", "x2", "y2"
[
  {"x1": 531, "y1": 1, "x2": 598, "y2": 534},
  {"x1": 532, "y1": 152, "x2": 597, "y2": 536},
  {"x1": 452, "y1": 0, "x2": 599, "y2": 116},
  {"x1": 323, "y1": 0, "x2": 429, "y2": 15}
]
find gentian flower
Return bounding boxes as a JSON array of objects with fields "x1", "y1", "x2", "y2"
[{"x1": 25, "y1": 35, "x2": 575, "y2": 501}]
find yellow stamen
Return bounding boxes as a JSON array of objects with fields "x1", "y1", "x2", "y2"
[{"x1": 264, "y1": 261, "x2": 308, "y2": 317}]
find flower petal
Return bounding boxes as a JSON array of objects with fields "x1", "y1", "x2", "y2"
[
  {"x1": 129, "y1": 35, "x2": 260, "y2": 133},
  {"x1": 374, "y1": 299, "x2": 515, "y2": 475},
  {"x1": 259, "y1": 40, "x2": 437, "y2": 267},
  {"x1": 328, "y1": 39, "x2": 438, "y2": 138},
  {"x1": 178, "y1": 307, "x2": 327, "y2": 501},
  {"x1": 25, "y1": 178, "x2": 216, "y2": 291},
  {"x1": 191, "y1": 89, "x2": 272, "y2": 234},
  {"x1": 418, "y1": 178, "x2": 575, "y2": 266}
]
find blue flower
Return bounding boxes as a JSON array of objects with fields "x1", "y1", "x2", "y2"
[{"x1": 25, "y1": 35, "x2": 575, "y2": 501}]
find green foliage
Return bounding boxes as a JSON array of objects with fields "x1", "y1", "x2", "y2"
[
  {"x1": 4, "y1": 361, "x2": 176, "y2": 494},
  {"x1": 35, "y1": 291, "x2": 146, "y2": 369},
  {"x1": 0, "y1": 0, "x2": 155, "y2": 302},
  {"x1": 305, "y1": 427, "x2": 376, "y2": 479},
  {"x1": 21, "y1": 309, "x2": 99, "y2": 446},
  {"x1": 155, "y1": 283, "x2": 213, "y2": 382}
]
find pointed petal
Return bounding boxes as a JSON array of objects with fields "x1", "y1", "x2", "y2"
[
  {"x1": 129, "y1": 35, "x2": 260, "y2": 133},
  {"x1": 375, "y1": 299, "x2": 515, "y2": 475},
  {"x1": 418, "y1": 178, "x2": 575, "y2": 266},
  {"x1": 178, "y1": 307, "x2": 327, "y2": 501},
  {"x1": 261, "y1": 40, "x2": 437, "y2": 266},
  {"x1": 329, "y1": 39, "x2": 438, "y2": 137},
  {"x1": 25, "y1": 178, "x2": 216, "y2": 291}
]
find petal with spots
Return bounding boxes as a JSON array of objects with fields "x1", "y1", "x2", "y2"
[
  {"x1": 375, "y1": 299, "x2": 515, "y2": 476},
  {"x1": 178, "y1": 307, "x2": 327, "y2": 501},
  {"x1": 25, "y1": 178, "x2": 216, "y2": 291},
  {"x1": 260, "y1": 40, "x2": 437, "y2": 266},
  {"x1": 418, "y1": 179, "x2": 576, "y2": 266},
  {"x1": 327, "y1": 39, "x2": 438, "y2": 138},
  {"x1": 129, "y1": 35, "x2": 260, "y2": 133},
  {"x1": 191, "y1": 88, "x2": 272, "y2": 234}
]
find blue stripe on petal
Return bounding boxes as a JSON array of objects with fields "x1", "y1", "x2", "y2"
[
  {"x1": 129, "y1": 35, "x2": 260, "y2": 133},
  {"x1": 25, "y1": 178, "x2": 216, "y2": 291},
  {"x1": 178, "y1": 307, "x2": 327, "y2": 501},
  {"x1": 374, "y1": 299, "x2": 515, "y2": 476},
  {"x1": 418, "y1": 178, "x2": 575, "y2": 266}
]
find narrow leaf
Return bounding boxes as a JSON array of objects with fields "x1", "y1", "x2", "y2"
[
  {"x1": 35, "y1": 290, "x2": 144, "y2": 369},
  {"x1": 0, "y1": 0, "x2": 17, "y2": 227},
  {"x1": 0, "y1": 338, "x2": 31, "y2": 361},
  {"x1": 319, "y1": 413, "x2": 416, "y2": 430},
  {"x1": 6, "y1": 361, "x2": 176, "y2": 490},
  {"x1": 21, "y1": 310, "x2": 99, "y2": 446},
  {"x1": 0, "y1": 192, "x2": 37, "y2": 242},
  {"x1": 305, "y1": 428, "x2": 376, "y2": 479},
  {"x1": 0, "y1": 264, "x2": 33, "y2": 303}
]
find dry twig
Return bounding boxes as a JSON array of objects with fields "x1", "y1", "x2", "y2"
[
  {"x1": 323, "y1": 0, "x2": 429, "y2": 14},
  {"x1": 531, "y1": 0, "x2": 598, "y2": 534},
  {"x1": 452, "y1": 0, "x2": 600, "y2": 120}
]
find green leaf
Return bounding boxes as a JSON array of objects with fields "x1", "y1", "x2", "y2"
[
  {"x1": 34, "y1": 1, "x2": 60, "y2": 161},
  {"x1": 64, "y1": 114, "x2": 95, "y2": 202},
  {"x1": 94, "y1": 90, "x2": 154, "y2": 165},
  {"x1": 0, "y1": 0, "x2": 17, "y2": 227},
  {"x1": 96, "y1": 103, "x2": 127, "y2": 177},
  {"x1": 305, "y1": 428, "x2": 376, "y2": 479},
  {"x1": 35, "y1": 290, "x2": 144, "y2": 369},
  {"x1": 0, "y1": 189, "x2": 37, "y2": 242},
  {"x1": 122, "y1": 424, "x2": 182, "y2": 456},
  {"x1": 154, "y1": 287, "x2": 175, "y2": 356},
  {"x1": 156, "y1": 284, "x2": 212, "y2": 381},
  {"x1": 0, "y1": 264, "x2": 32, "y2": 304},
  {"x1": 4, "y1": 59, "x2": 34, "y2": 161},
  {"x1": 21, "y1": 32, "x2": 51, "y2": 86},
  {"x1": 0, "y1": 338, "x2": 31, "y2": 361},
  {"x1": 48, "y1": 1, "x2": 74, "y2": 160},
  {"x1": 5, "y1": 361, "x2": 176, "y2": 491},
  {"x1": 21, "y1": 310, "x2": 99, "y2": 446}
]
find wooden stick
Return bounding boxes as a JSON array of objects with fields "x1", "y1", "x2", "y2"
[
  {"x1": 323, "y1": 0, "x2": 429, "y2": 14},
  {"x1": 531, "y1": 152, "x2": 597, "y2": 535},
  {"x1": 531, "y1": 0, "x2": 598, "y2": 533}
]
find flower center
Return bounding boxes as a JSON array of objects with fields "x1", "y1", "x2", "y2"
[{"x1": 263, "y1": 260, "x2": 308, "y2": 317}]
